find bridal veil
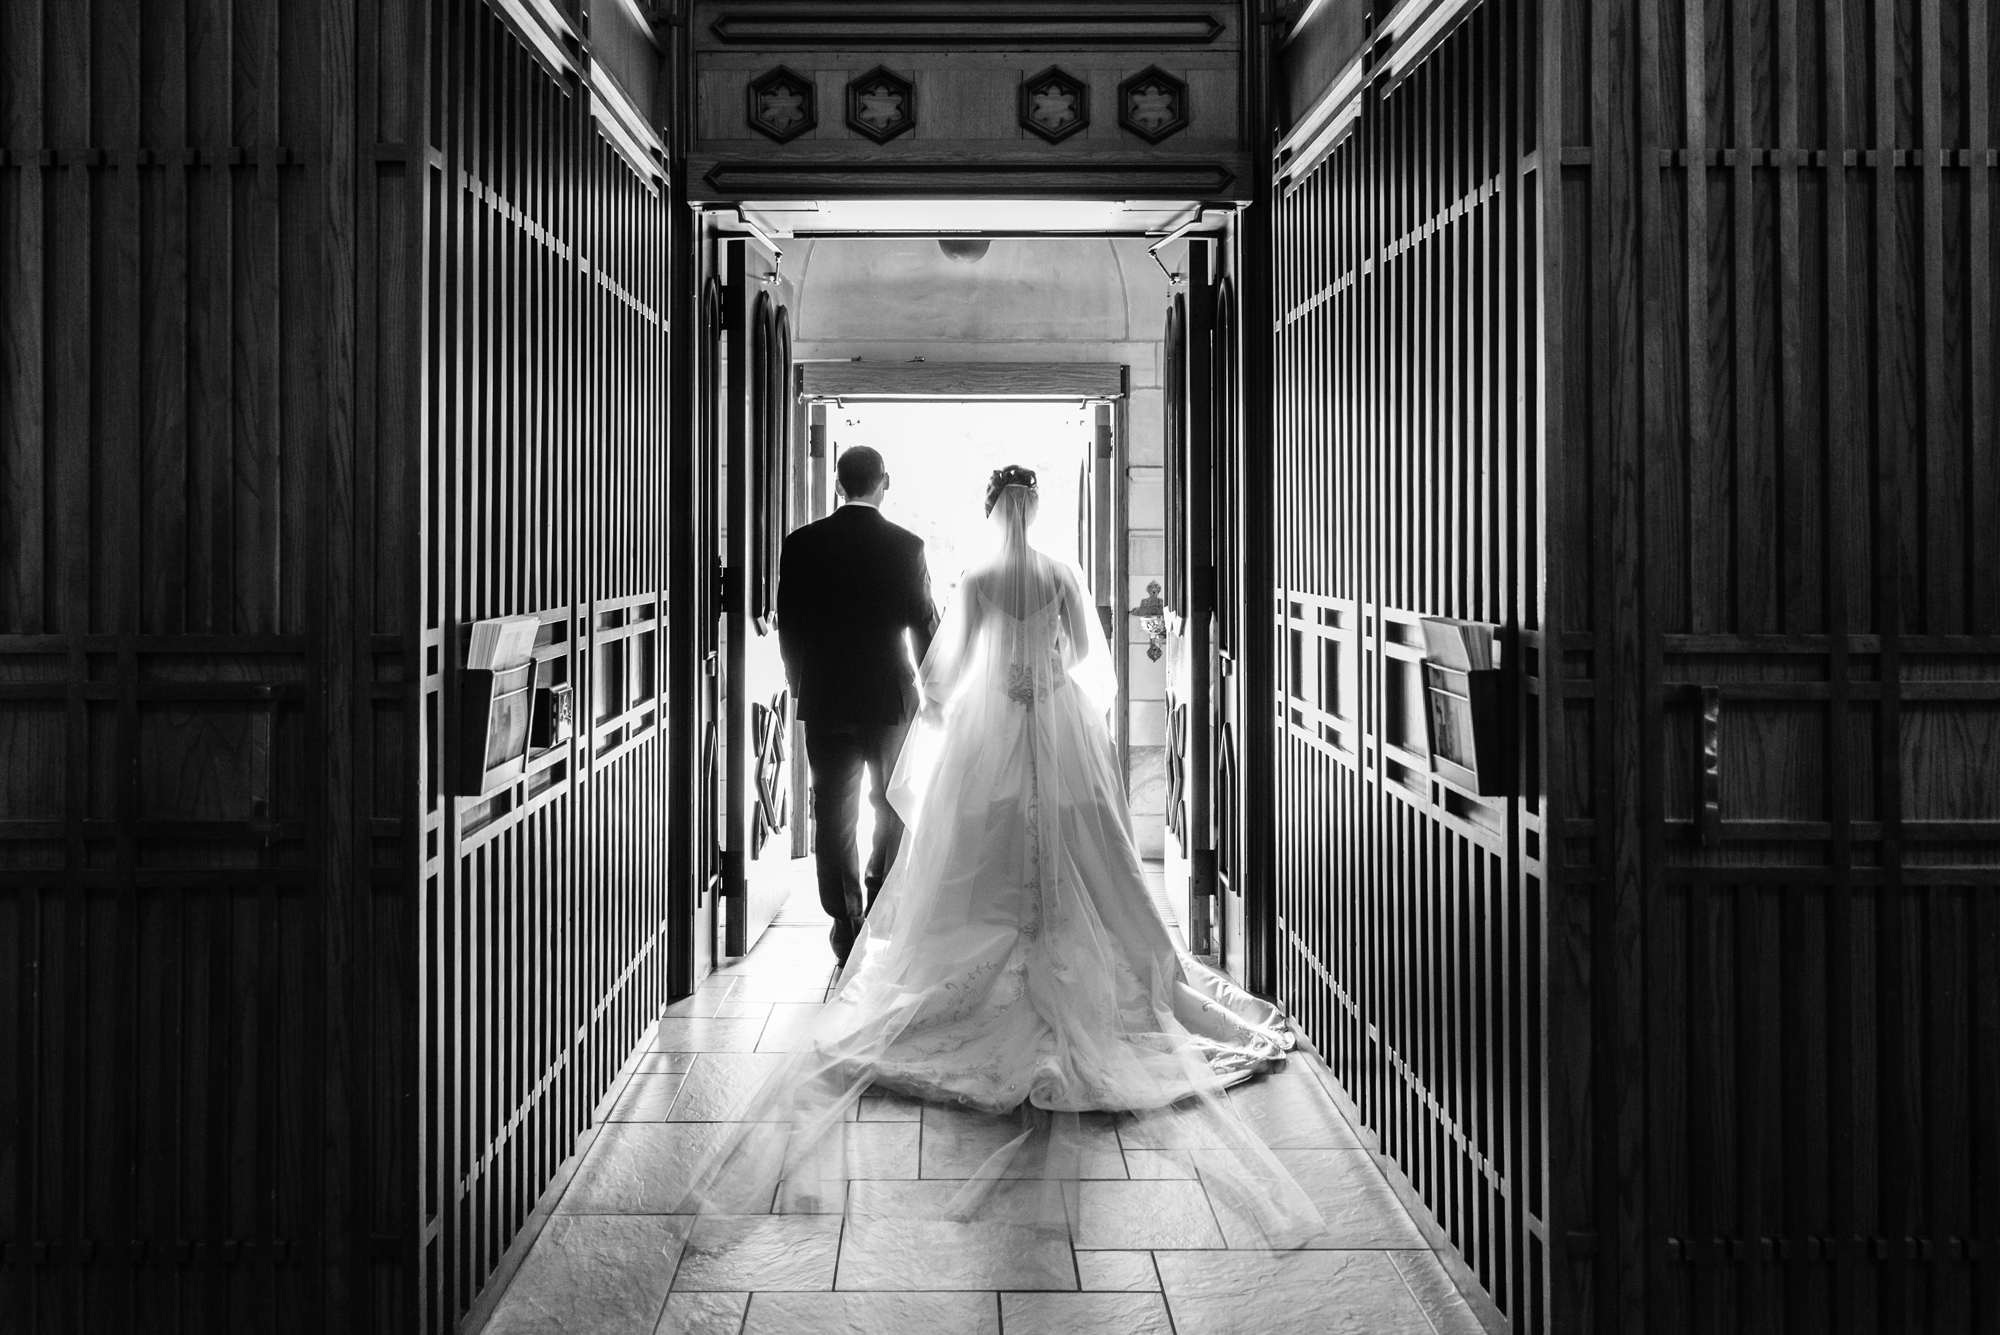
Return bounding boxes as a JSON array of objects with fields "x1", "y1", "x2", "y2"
[{"x1": 675, "y1": 482, "x2": 1323, "y2": 1248}]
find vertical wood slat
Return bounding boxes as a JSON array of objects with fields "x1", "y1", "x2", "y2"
[
  {"x1": 1270, "y1": 2, "x2": 1535, "y2": 1331},
  {"x1": 1268, "y1": 0, "x2": 2000, "y2": 1330},
  {"x1": 414, "y1": 2, "x2": 674, "y2": 1327},
  {"x1": 1275, "y1": 0, "x2": 1998, "y2": 1330},
  {"x1": 718, "y1": 239, "x2": 794, "y2": 955},
  {"x1": 1238, "y1": 4, "x2": 1280, "y2": 996},
  {"x1": 0, "y1": 0, "x2": 403, "y2": 1326},
  {"x1": 1638, "y1": 0, "x2": 1993, "y2": 1329},
  {"x1": 1185, "y1": 242, "x2": 1216, "y2": 952}
]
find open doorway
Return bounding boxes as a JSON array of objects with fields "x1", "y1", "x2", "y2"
[
  {"x1": 827, "y1": 401, "x2": 1090, "y2": 883},
  {"x1": 714, "y1": 234, "x2": 1193, "y2": 973},
  {"x1": 768, "y1": 396, "x2": 1179, "y2": 930},
  {"x1": 829, "y1": 400, "x2": 1091, "y2": 608}
]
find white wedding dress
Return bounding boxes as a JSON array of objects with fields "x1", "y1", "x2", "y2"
[{"x1": 679, "y1": 487, "x2": 1322, "y2": 1245}]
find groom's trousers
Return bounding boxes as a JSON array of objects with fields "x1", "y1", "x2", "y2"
[{"x1": 802, "y1": 719, "x2": 911, "y2": 963}]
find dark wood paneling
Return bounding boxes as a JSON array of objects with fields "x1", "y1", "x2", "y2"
[
  {"x1": 1162, "y1": 293, "x2": 1192, "y2": 865},
  {"x1": 1233, "y1": 13, "x2": 1281, "y2": 1001},
  {"x1": 1597, "y1": 0, "x2": 2000, "y2": 1328},
  {"x1": 0, "y1": 0, "x2": 409, "y2": 1327},
  {"x1": 413, "y1": 1, "x2": 674, "y2": 1328},
  {"x1": 689, "y1": 155, "x2": 1249, "y2": 199},
  {"x1": 1270, "y1": 2, "x2": 1536, "y2": 1330},
  {"x1": 1270, "y1": 0, "x2": 2000, "y2": 1330},
  {"x1": 688, "y1": 2, "x2": 1249, "y2": 202},
  {"x1": 701, "y1": 5, "x2": 1237, "y2": 49},
  {"x1": 1210, "y1": 270, "x2": 1248, "y2": 981},
  {"x1": 1274, "y1": 0, "x2": 1366, "y2": 129},
  {"x1": 1172, "y1": 245, "x2": 1218, "y2": 951},
  {"x1": 721, "y1": 239, "x2": 794, "y2": 954}
]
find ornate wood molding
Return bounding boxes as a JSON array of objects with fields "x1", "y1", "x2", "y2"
[
  {"x1": 845, "y1": 66, "x2": 917, "y2": 142},
  {"x1": 695, "y1": 157, "x2": 1240, "y2": 198},
  {"x1": 1020, "y1": 66, "x2": 1091, "y2": 143},
  {"x1": 706, "y1": 7, "x2": 1228, "y2": 48},
  {"x1": 1118, "y1": 65, "x2": 1191, "y2": 143},
  {"x1": 747, "y1": 65, "x2": 818, "y2": 142}
]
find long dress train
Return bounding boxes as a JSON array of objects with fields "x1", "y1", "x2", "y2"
[{"x1": 676, "y1": 486, "x2": 1323, "y2": 1246}]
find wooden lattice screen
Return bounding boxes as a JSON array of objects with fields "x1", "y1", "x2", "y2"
[
  {"x1": 413, "y1": 1, "x2": 674, "y2": 1329},
  {"x1": 1272, "y1": 0, "x2": 1540, "y2": 1327},
  {"x1": 1272, "y1": 0, "x2": 2000, "y2": 1330}
]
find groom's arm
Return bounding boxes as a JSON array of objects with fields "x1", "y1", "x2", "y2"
[
  {"x1": 775, "y1": 532, "x2": 806, "y2": 695},
  {"x1": 906, "y1": 540, "x2": 940, "y2": 668}
]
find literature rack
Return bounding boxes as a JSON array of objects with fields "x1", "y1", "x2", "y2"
[
  {"x1": 456, "y1": 615, "x2": 543, "y2": 797},
  {"x1": 530, "y1": 655, "x2": 573, "y2": 753},
  {"x1": 1419, "y1": 617, "x2": 1506, "y2": 798}
]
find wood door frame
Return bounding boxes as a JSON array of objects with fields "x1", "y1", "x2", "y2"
[
  {"x1": 722, "y1": 235, "x2": 799, "y2": 956},
  {"x1": 1184, "y1": 243, "x2": 1217, "y2": 956}
]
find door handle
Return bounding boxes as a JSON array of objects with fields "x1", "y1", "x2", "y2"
[
  {"x1": 1697, "y1": 686, "x2": 1721, "y2": 846},
  {"x1": 250, "y1": 685, "x2": 277, "y2": 841}
]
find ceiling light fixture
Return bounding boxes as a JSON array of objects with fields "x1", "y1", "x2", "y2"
[{"x1": 937, "y1": 238, "x2": 992, "y2": 263}]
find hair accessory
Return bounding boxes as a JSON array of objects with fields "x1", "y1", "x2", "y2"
[{"x1": 984, "y1": 465, "x2": 1040, "y2": 515}]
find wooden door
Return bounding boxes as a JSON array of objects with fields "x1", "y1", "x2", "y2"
[
  {"x1": 1210, "y1": 276, "x2": 1247, "y2": 982},
  {"x1": 790, "y1": 400, "x2": 829, "y2": 859},
  {"x1": 0, "y1": 0, "x2": 407, "y2": 1325},
  {"x1": 1077, "y1": 401, "x2": 1118, "y2": 671},
  {"x1": 1164, "y1": 247, "x2": 1218, "y2": 955},
  {"x1": 1604, "y1": 3, "x2": 2000, "y2": 1329},
  {"x1": 1091, "y1": 405, "x2": 1116, "y2": 643},
  {"x1": 1163, "y1": 295, "x2": 1190, "y2": 873},
  {"x1": 679, "y1": 273, "x2": 729, "y2": 985},
  {"x1": 722, "y1": 239, "x2": 795, "y2": 955}
]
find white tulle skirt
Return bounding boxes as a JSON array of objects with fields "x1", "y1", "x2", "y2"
[{"x1": 677, "y1": 575, "x2": 1323, "y2": 1246}]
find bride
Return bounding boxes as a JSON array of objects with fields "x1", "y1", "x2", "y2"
[{"x1": 679, "y1": 465, "x2": 1322, "y2": 1245}]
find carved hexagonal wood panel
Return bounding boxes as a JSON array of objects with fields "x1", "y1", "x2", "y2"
[
  {"x1": 845, "y1": 65, "x2": 916, "y2": 143},
  {"x1": 1118, "y1": 66, "x2": 1189, "y2": 143},
  {"x1": 747, "y1": 65, "x2": 816, "y2": 143},
  {"x1": 1020, "y1": 66, "x2": 1089, "y2": 143}
]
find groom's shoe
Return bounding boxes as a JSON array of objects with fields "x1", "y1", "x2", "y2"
[
  {"x1": 829, "y1": 916, "x2": 858, "y2": 968},
  {"x1": 831, "y1": 915, "x2": 866, "y2": 970}
]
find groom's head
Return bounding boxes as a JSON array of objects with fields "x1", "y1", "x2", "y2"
[{"x1": 836, "y1": 447, "x2": 889, "y2": 506}]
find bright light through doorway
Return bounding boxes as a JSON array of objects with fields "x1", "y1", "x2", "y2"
[
  {"x1": 828, "y1": 398, "x2": 1097, "y2": 857},
  {"x1": 829, "y1": 399, "x2": 1095, "y2": 603}
]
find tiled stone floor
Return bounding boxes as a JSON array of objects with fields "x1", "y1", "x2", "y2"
[{"x1": 484, "y1": 888, "x2": 1484, "y2": 1335}]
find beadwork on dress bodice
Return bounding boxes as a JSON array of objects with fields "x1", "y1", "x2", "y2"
[{"x1": 978, "y1": 591, "x2": 1072, "y2": 707}]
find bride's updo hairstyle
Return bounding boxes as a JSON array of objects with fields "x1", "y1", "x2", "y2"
[{"x1": 984, "y1": 464, "x2": 1039, "y2": 518}]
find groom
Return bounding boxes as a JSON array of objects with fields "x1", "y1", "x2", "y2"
[{"x1": 776, "y1": 446, "x2": 940, "y2": 965}]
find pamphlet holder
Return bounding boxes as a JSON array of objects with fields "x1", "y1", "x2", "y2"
[
  {"x1": 455, "y1": 615, "x2": 543, "y2": 797},
  {"x1": 530, "y1": 667, "x2": 573, "y2": 751},
  {"x1": 1419, "y1": 618, "x2": 1506, "y2": 798}
]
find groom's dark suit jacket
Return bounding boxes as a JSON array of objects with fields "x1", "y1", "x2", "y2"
[{"x1": 777, "y1": 504, "x2": 939, "y2": 725}]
